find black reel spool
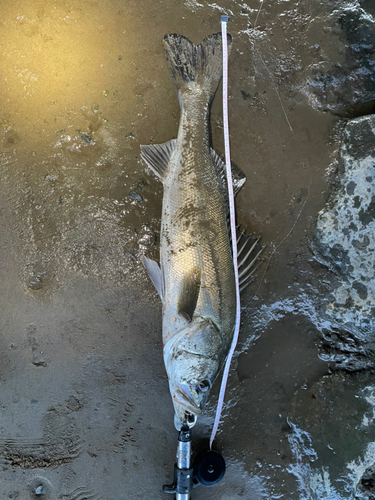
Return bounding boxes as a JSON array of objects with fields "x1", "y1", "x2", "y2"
[{"x1": 193, "y1": 450, "x2": 226, "y2": 487}]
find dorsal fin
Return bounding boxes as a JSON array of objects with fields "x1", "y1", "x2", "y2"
[
  {"x1": 177, "y1": 268, "x2": 201, "y2": 322},
  {"x1": 140, "y1": 139, "x2": 177, "y2": 182},
  {"x1": 210, "y1": 150, "x2": 263, "y2": 292},
  {"x1": 210, "y1": 149, "x2": 246, "y2": 197}
]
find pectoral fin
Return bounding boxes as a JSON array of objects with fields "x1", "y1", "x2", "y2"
[
  {"x1": 140, "y1": 139, "x2": 177, "y2": 182},
  {"x1": 178, "y1": 269, "x2": 201, "y2": 322},
  {"x1": 140, "y1": 255, "x2": 164, "y2": 300}
]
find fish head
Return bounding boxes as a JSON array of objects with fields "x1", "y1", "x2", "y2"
[{"x1": 164, "y1": 317, "x2": 223, "y2": 429}]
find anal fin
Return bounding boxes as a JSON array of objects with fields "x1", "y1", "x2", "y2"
[{"x1": 140, "y1": 139, "x2": 177, "y2": 181}]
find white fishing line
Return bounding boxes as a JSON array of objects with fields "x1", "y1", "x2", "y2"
[{"x1": 210, "y1": 16, "x2": 241, "y2": 449}]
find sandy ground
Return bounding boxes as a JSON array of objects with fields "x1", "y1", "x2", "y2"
[{"x1": 0, "y1": 0, "x2": 374, "y2": 498}]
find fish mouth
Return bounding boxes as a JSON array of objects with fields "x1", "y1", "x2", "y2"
[
  {"x1": 173, "y1": 387, "x2": 201, "y2": 428},
  {"x1": 174, "y1": 412, "x2": 197, "y2": 430}
]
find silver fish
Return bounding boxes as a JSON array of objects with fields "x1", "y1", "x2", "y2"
[{"x1": 140, "y1": 33, "x2": 262, "y2": 429}]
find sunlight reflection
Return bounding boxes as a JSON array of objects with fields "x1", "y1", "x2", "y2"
[{"x1": 0, "y1": 1, "x2": 133, "y2": 147}]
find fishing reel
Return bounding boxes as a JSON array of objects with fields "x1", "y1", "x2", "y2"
[{"x1": 163, "y1": 426, "x2": 226, "y2": 499}]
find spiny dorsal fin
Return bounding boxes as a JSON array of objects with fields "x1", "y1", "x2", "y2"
[
  {"x1": 178, "y1": 268, "x2": 201, "y2": 322},
  {"x1": 236, "y1": 229, "x2": 265, "y2": 293},
  {"x1": 140, "y1": 255, "x2": 164, "y2": 300},
  {"x1": 210, "y1": 149, "x2": 246, "y2": 196},
  {"x1": 140, "y1": 139, "x2": 177, "y2": 182}
]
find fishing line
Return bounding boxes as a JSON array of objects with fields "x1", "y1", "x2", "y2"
[
  {"x1": 253, "y1": 161, "x2": 312, "y2": 298},
  {"x1": 252, "y1": 0, "x2": 293, "y2": 132},
  {"x1": 253, "y1": 0, "x2": 264, "y2": 30},
  {"x1": 209, "y1": 16, "x2": 241, "y2": 449}
]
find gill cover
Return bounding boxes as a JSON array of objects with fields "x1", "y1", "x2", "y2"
[{"x1": 164, "y1": 317, "x2": 224, "y2": 428}]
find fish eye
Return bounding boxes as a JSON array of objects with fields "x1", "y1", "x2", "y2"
[{"x1": 197, "y1": 380, "x2": 210, "y2": 393}]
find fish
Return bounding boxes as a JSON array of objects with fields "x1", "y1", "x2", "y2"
[{"x1": 140, "y1": 32, "x2": 263, "y2": 429}]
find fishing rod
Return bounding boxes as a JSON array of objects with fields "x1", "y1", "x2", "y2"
[{"x1": 163, "y1": 16, "x2": 233, "y2": 499}]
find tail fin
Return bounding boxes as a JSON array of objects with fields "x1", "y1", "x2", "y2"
[{"x1": 163, "y1": 33, "x2": 233, "y2": 102}]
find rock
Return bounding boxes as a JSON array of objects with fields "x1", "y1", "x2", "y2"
[
  {"x1": 81, "y1": 133, "x2": 92, "y2": 144},
  {"x1": 289, "y1": 371, "x2": 375, "y2": 499},
  {"x1": 311, "y1": 115, "x2": 375, "y2": 369},
  {"x1": 356, "y1": 463, "x2": 375, "y2": 499},
  {"x1": 310, "y1": 5, "x2": 375, "y2": 114},
  {"x1": 128, "y1": 192, "x2": 143, "y2": 203}
]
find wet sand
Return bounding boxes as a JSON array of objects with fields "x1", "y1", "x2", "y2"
[{"x1": 0, "y1": 0, "x2": 374, "y2": 498}]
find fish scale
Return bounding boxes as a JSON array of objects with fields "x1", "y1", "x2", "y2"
[{"x1": 163, "y1": 170, "x2": 233, "y2": 333}]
